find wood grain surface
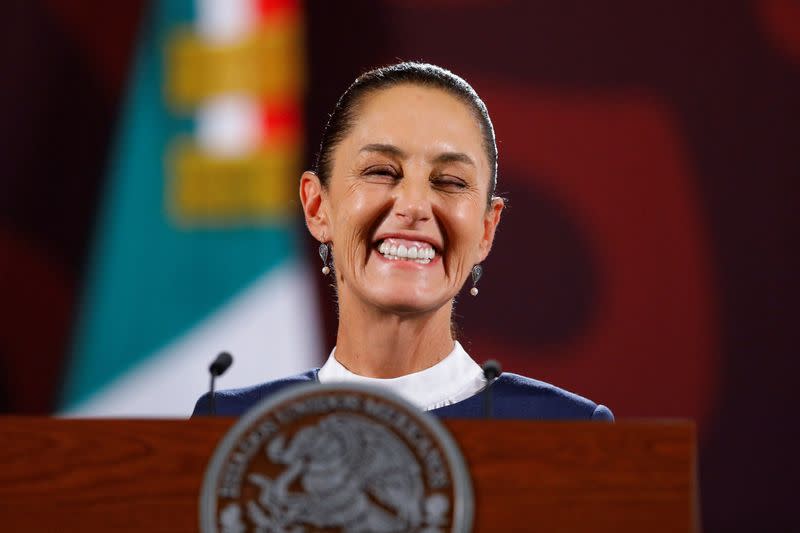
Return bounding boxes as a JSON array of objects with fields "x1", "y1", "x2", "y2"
[{"x1": 0, "y1": 418, "x2": 697, "y2": 532}]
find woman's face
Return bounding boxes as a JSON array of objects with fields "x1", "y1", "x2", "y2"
[{"x1": 302, "y1": 84, "x2": 503, "y2": 315}]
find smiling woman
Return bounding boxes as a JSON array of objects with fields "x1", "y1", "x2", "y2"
[{"x1": 194, "y1": 62, "x2": 613, "y2": 420}]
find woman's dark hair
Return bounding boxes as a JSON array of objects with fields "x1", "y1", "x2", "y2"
[{"x1": 313, "y1": 62, "x2": 498, "y2": 204}]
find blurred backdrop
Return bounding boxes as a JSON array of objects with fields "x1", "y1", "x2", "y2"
[{"x1": 0, "y1": 0, "x2": 797, "y2": 531}]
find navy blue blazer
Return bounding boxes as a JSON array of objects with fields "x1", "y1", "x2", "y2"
[{"x1": 193, "y1": 370, "x2": 614, "y2": 421}]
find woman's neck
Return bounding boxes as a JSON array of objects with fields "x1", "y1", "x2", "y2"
[{"x1": 333, "y1": 297, "x2": 455, "y2": 378}]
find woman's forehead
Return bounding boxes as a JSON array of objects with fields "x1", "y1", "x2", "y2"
[{"x1": 343, "y1": 85, "x2": 487, "y2": 163}]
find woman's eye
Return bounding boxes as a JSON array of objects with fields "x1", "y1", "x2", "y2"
[
  {"x1": 364, "y1": 166, "x2": 399, "y2": 179},
  {"x1": 433, "y1": 176, "x2": 467, "y2": 190}
]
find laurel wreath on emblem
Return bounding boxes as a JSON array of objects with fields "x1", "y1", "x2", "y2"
[{"x1": 200, "y1": 383, "x2": 473, "y2": 533}]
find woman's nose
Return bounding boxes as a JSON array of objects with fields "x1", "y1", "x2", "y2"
[{"x1": 394, "y1": 177, "x2": 432, "y2": 224}]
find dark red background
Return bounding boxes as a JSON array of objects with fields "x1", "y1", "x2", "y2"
[{"x1": 1, "y1": 1, "x2": 797, "y2": 531}]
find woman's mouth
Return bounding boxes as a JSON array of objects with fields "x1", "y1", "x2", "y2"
[{"x1": 376, "y1": 238, "x2": 438, "y2": 265}]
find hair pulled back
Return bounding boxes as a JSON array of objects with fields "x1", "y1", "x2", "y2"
[{"x1": 313, "y1": 62, "x2": 498, "y2": 204}]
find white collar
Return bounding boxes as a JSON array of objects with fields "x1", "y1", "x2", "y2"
[{"x1": 317, "y1": 341, "x2": 486, "y2": 411}]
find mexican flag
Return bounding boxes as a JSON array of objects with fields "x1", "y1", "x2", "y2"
[{"x1": 60, "y1": 0, "x2": 320, "y2": 416}]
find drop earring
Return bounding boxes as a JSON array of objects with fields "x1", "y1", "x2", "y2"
[
  {"x1": 319, "y1": 243, "x2": 331, "y2": 275},
  {"x1": 470, "y1": 264, "x2": 483, "y2": 296}
]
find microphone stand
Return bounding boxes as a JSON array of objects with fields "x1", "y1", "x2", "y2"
[
  {"x1": 481, "y1": 359, "x2": 502, "y2": 419},
  {"x1": 208, "y1": 352, "x2": 233, "y2": 415}
]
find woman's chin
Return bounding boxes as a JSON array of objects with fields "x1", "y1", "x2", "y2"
[
  {"x1": 364, "y1": 284, "x2": 446, "y2": 315},
  {"x1": 354, "y1": 253, "x2": 450, "y2": 313}
]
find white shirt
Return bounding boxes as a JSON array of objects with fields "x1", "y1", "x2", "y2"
[{"x1": 318, "y1": 341, "x2": 486, "y2": 411}]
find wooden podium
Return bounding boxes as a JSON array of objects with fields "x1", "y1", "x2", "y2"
[{"x1": 0, "y1": 418, "x2": 698, "y2": 532}]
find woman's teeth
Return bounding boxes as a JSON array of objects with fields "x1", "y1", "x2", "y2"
[{"x1": 378, "y1": 240, "x2": 436, "y2": 264}]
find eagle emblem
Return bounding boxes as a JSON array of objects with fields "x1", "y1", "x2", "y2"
[{"x1": 201, "y1": 383, "x2": 472, "y2": 532}]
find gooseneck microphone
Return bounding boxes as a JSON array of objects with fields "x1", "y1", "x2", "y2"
[
  {"x1": 481, "y1": 359, "x2": 503, "y2": 419},
  {"x1": 208, "y1": 351, "x2": 233, "y2": 416}
]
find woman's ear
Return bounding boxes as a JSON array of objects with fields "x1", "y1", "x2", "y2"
[
  {"x1": 477, "y1": 196, "x2": 504, "y2": 262},
  {"x1": 299, "y1": 171, "x2": 330, "y2": 242}
]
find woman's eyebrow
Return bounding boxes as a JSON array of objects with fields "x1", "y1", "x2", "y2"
[
  {"x1": 359, "y1": 143, "x2": 407, "y2": 159},
  {"x1": 431, "y1": 151, "x2": 475, "y2": 167}
]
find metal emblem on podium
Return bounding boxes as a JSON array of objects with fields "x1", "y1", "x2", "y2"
[{"x1": 200, "y1": 383, "x2": 474, "y2": 532}]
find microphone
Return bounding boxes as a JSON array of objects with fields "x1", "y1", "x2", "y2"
[
  {"x1": 481, "y1": 359, "x2": 502, "y2": 418},
  {"x1": 208, "y1": 351, "x2": 233, "y2": 415}
]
